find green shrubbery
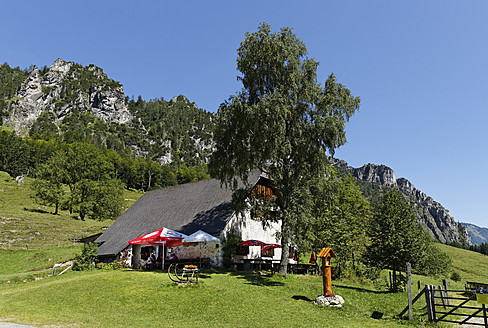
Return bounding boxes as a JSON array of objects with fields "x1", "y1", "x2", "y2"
[{"x1": 72, "y1": 243, "x2": 99, "y2": 271}]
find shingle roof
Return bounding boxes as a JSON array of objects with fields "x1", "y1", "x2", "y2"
[{"x1": 96, "y1": 173, "x2": 262, "y2": 256}]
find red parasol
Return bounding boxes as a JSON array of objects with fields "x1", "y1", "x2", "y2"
[
  {"x1": 309, "y1": 251, "x2": 316, "y2": 264},
  {"x1": 128, "y1": 228, "x2": 187, "y2": 247},
  {"x1": 240, "y1": 240, "x2": 266, "y2": 247},
  {"x1": 261, "y1": 243, "x2": 282, "y2": 252}
]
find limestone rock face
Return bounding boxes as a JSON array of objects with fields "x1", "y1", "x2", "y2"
[
  {"x1": 4, "y1": 58, "x2": 132, "y2": 135},
  {"x1": 330, "y1": 158, "x2": 471, "y2": 245}
]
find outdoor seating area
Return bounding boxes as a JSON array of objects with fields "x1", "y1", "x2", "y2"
[{"x1": 128, "y1": 228, "x2": 220, "y2": 270}]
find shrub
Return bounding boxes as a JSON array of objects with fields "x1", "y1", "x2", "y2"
[
  {"x1": 97, "y1": 261, "x2": 130, "y2": 270},
  {"x1": 221, "y1": 229, "x2": 241, "y2": 268},
  {"x1": 450, "y1": 271, "x2": 462, "y2": 282},
  {"x1": 72, "y1": 242, "x2": 99, "y2": 271}
]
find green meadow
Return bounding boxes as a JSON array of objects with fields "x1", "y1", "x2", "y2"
[
  {"x1": 0, "y1": 171, "x2": 142, "y2": 249},
  {"x1": 2, "y1": 243, "x2": 487, "y2": 327}
]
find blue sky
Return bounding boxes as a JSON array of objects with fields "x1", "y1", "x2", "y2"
[{"x1": 2, "y1": 1, "x2": 487, "y2": 227}]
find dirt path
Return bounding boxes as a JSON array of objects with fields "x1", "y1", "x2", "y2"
[{"x1": 0, "y1": 323, "x2": 38, "y2": 328}]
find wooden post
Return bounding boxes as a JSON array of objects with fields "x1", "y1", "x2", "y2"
[
  {"x1": 317, "y1": 248, "x2": 336, "y2": 296},
  {"x1": 483, "y1": 304, "x2": 487, "y2": 327},
  {"x1": 442, "y1": 279, "x2": 449, "y2": 306},
  {"x1": 407, "y1": 262, "x2": 413, "y2": 320},
  {"x1": 431, "y1": 285, "x2": 437, "y2": 321},
  {"x1": 322, "y1": 258, "x2": 327, "y2": 295},
  {"x1": 52, "y1": 264, "x2": 57, "y2": 276},
  {"x1": 425, "y1": 285, "x2": 433, "y2": 322},
  {"x1": 389, "y1": 271, "x2": 392, "y2": 292},
  {"x1": 418, "y1": 280, "x2": 421, "y2": 292}
]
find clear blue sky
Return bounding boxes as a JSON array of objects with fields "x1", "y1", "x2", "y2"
[{"x1": 2, "y1": 1, "x2": 487, "y2": 227}]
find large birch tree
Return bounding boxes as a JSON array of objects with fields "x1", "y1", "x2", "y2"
[{"x1": 210, "y1": 23, "x2": 360, "y2": 274}]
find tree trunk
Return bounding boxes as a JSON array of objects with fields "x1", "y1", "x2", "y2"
[
  {"x1": 279, "y1": 218, "x2": 289, "y2": 275},
  {"x1": 279, "y1": 242, "x2": 289, "y2": 275},
  {"x1": 393, "y1": 269, "x2": 397, "y2": 292}
]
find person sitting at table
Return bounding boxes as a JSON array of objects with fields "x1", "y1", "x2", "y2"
[
  {"x1": 147, "y1": 249, "x2": 156, "y2": 270},
  {"x1": 155, "y1": 254, "x2": 163, "y2": 269},
  {"x1": 169, "y1": 252, "x2": 178, "y2": 260}
]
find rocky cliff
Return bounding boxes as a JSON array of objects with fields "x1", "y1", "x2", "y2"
[
  {"x1": 331, "y1": 158, "x2": 471, "y2": 245},
  {"x1": 4, "y1": 58, "x2": 132, "y2": 135},
  {"x1": 1, "y1": 59, "x2": 214, "y2": 166}
]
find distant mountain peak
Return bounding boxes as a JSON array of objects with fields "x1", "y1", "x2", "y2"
[{"x1": 330, "y1": 157, "x2": 471, "y2": 246}]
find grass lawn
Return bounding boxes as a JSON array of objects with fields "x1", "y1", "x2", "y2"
[
  {"x1": 1, "y1": 243, "x2": 486, "y2": 327},
  {"x1": 0, "y1": 268, "x2": 438, "y2": 328},
  {"x1": 0, "y1": 171, "x2": 142, "y2": 249}
]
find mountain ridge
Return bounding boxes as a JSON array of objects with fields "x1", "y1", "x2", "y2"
[{"x1": 330, "y1": 158, "x2": 471, "y2": 246}]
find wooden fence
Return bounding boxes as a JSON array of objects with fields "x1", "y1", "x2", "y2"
[{"x1": 401, "y1": 285, "x2": 488, "y2": 327}]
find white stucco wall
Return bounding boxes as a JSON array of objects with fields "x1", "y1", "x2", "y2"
[{"x1": 222, "y1": 211, "x2": 282, "y2": 245}]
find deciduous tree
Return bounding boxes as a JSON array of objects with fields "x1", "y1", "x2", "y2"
[
  {"x1": 367, "y1": 189, "x2": 427, "y2": 291},
  {"x1": 210, "y1": 23, "x2": 360, "y2": 274}
]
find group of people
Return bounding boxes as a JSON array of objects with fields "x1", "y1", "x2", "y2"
[{"x1": 145, "y1": 249, "x2": 178, "y2": 270}]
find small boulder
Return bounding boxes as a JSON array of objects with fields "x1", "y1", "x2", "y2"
[{"x1": 314, "y1": 294, "x2": 345, "y2": 307}]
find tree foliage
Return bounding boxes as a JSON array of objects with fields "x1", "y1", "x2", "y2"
[
  {"x1": 367, "y1": 189, "x2": 451, "y2": 288},
  {"x1": 210, "y1": 23, "x2": 360, "y2": 274},
  {"x1": 311, "y1": 169, "x2": 372, "y2": 278},
  {"x1": 367, "y1": 189, "x2": 425, "y2": 271}
]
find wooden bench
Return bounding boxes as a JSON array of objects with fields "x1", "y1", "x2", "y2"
[{"x1": 287, "y1": 263, "x2": 319, "y2": 275}]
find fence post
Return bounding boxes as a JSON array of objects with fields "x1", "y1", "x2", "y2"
[
  {"x1": 425, "y1": 285, "x2": 433, "y2": 322},
  {"x1": 483, "y1": 304, "x2": 487, "y2": 327},
  {"x1": 442, "y1": 279, "x2": 449, "y2": 306},
  {"x1": 407, "y1": 262, "x2": 413, "y2": 320},
  {"x1": 431, "y1": 285, "x2": 437, "y2": 321}
]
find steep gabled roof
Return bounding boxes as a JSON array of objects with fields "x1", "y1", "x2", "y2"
[{"x1": 96, "y1": 172, "x2": 262, "y2": 257}]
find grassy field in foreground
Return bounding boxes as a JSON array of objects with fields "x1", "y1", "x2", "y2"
[
  {"x1": 0, "y1": 244, "x2": 486, "y2": 327},
  {"x1": 5, "y1": 244, "x2": 488, "y2": 328},
  {"x1": 0, "y1": 170, "x2": 143, "y2": 249},
  {"x1": 1, "y1": 268, "x2": 440, "y2": 328}
]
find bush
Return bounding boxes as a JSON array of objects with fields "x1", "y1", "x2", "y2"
[
  {"x1": 97, "y1": 261, "x2": 130, "y2": 270},
  {"x1": 72, "y1": 243, "x2": 99, "y2": 271},
  {"x1": 450, "y1": 271, "x2": 462, "y2": 282},
  {"x1": 415, "y1": 243, "x2": 452, "y2": 277},
  {"x1": 221, "y1": 229, "x2": 241, "y2": 268}
]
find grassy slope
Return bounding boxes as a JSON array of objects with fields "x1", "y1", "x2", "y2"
[
  {"x1": 437, "y1": 242, "x2": 488, "y2": 284},
  {"x1": 0, "y1": 171, "x2": 142, "y2": 249}
]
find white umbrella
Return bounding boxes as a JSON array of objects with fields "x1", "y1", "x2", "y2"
[{"x1": 183, "y1": 230, "x2": 219, "y2": 267}]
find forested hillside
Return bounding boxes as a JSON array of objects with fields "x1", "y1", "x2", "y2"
[{"x1": 0, "y1": 60, "x2": 215, "y2": 194}]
